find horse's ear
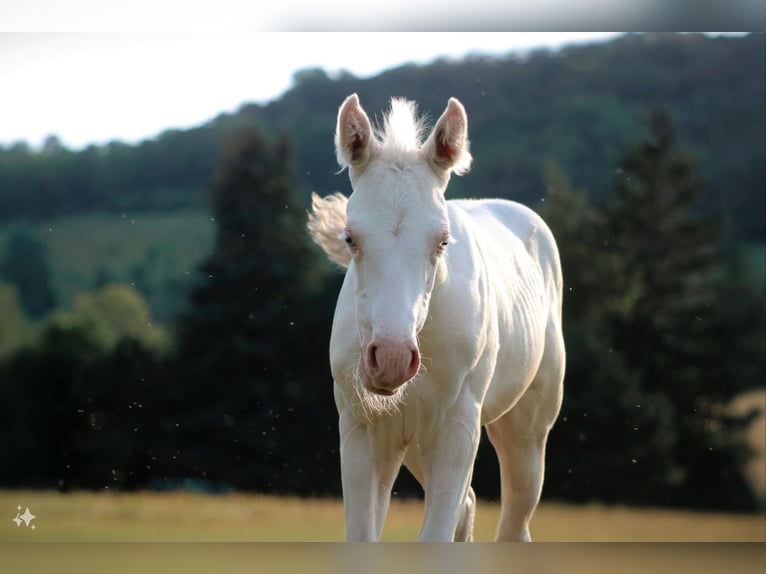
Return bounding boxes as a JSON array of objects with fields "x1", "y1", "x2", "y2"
[
  {"x1": 335, "y1": 93, "x2": 377, "y2": 171},
  {"x1": 423, "y1": 97, "x2": 472, "y2": 176}
]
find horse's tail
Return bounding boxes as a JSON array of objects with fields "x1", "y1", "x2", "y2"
[{"x1": 307, "y1": 192, "x2": 351, "y2": 269}]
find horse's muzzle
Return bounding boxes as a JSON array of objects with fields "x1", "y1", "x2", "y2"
[{"x1": 361, "y1": 336, "x2": 420, "y2": 394}]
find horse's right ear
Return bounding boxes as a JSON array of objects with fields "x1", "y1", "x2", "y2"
[
  {"x1": 423, "y1": 97, "x2": 472, "y2": 176},
  {"x1": 335, "y1": 94, "x2": 377, "y2": 171}
]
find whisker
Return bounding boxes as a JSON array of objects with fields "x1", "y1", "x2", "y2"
[{"x1": 339, "y1": 352, "x2": 409, "y2": 420}]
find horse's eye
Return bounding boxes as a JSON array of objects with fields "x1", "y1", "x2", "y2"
[
  {"x1": 436, "y1": 237, "x2": 450, "y2": 255},
  {"x1": 342, "y1": 233, "x2": 356, "y2": 249}
]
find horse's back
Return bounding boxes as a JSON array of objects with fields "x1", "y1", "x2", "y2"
[{"x1": 449, "y1": 198, "x2": 563, "y2": 316}]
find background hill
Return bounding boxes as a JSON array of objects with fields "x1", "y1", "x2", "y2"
[{"x1": 1, "y1": 33, "x2": 763, "y2": 240}]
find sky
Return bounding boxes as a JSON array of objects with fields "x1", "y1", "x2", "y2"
[
  {"x1": 0, "y1": 32, "x2": 626, "y2": 150},
  {"x1": 2, "y1": 0, "x2": 758, "y2": 152}
]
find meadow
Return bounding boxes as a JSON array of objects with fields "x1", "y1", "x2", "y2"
[{"x1": 3, "y1": 490, "x2": 764, "y2": 542}]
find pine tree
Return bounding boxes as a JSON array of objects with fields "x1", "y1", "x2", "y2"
[
  {"x1": 539, "y1": 115, "x2": 757, "y2": 510},
  {"x1": 538, "y1": 160, "x2": 677, "y2": 504},
  {"x1": 170, "y1": 130, "x2": 340, "y2": 494},
  {"x1": 540, "y1": 159, "x2": 615, "y2": 326},
  {"x1": 599, "y1": 111, "x2": 753, "y2": 508},
  {"x1": 0, "y1": 231, "x2": 57, "y2": 319}
]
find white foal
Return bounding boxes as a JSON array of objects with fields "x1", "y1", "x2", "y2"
[{"x1": 308, "y1": 94, "x2": 565, "y2": 541}]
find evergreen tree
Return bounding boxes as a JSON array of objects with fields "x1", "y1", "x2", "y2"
[
  {"x1": 540, "y1": 160, "x2": 614, "y2": 326},
  {"x1": 0, "y1": 283, "x2": 35, "y2": 358},
  {"x1": 0, "y1": 283, "x2": 169, "y2": 491},
  {"x1": 539, "y1": 115, "x2": 757, "y2": 510},
  {"x1": 598, "y1": 111, "x2": 753, "y2": 508},
  {"x1": 539, "y1": 159, "x2": 677, "y2": 505},
  {"x1": 0, "y1": 231, "x2": 57, "y2": 319},
  {"x1": 171, "y1": 130, "x2": 340, "y2": 494}
]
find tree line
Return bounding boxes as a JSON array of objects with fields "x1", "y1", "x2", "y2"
[
  {"x1": 1, "y1": 108, "x2": 763, "y2": 510},
  {"x1": 0, "y1": 33, "x2": 763, "y2": 241}
]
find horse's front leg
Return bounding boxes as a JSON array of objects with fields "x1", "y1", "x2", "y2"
[
  {"x1": 338, "y1": 408, "x2": 404, "y2": 541},
  {"x1": 416, "y1": 397, "x2": 482, "y2": 541}
]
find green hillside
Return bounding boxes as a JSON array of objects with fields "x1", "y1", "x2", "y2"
[
  {"x1": 0, "y1": 211, "x2": 214, "y2": 322},
  {"x1": 1, "y1": 33, "x2": 763, "y2": 240}
]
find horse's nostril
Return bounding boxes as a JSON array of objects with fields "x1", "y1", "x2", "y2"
[{"x1": 367, "y1": 345, "x2": 379, "y2": 372}]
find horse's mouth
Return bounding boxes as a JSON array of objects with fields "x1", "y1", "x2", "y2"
[
  {"x1": 360, "y1": 371, "x2": 407, "y2": 396},
  {"x1": 368, "y1": 386, "x2": 398, "y2": 397}
]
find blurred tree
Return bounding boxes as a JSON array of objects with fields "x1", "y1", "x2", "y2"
[
  {"x1": 0, "y1": 283, "x2": 169, "y2": 490},
  {"x1": 53, "y1": 335, "x2": 169, "y2": 492},
  {"x1": 172, "y1": 129, "x2": 341, "y2": 494},
  {"x1": 0, "y1": 33, "x2": 763, "y2": 508},
  {"x1": 0, "y1": 282, "x2": 36, "y2": 358},
  {"x1": 539, "y1": 160, "x2": 615, "y2": 325},
  {"x1": 600, "y1": 111, "x2": 726, "y2": 420},
  {"x1": 715, "y1": 243, "x2": 766, "y2": 397},
  {"x1": 537, "y1": 158, "x2": 680, "y2": 505},
  {"x1": 0, "y1": 230, "x2": 56, "y2": 319},
  {"x1": 49, "y1": 282, "x2": 170, "y2": 356},
  {"x1": 542, "y1": 111, "x2": 756, "y2": 510},
  {"x1": 0, "y1": 33, "x2": 761, "y2": 240}
]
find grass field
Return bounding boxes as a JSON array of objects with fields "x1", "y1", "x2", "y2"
[{"x1": 2, "y1": 490, "x2": 764, "y2": 542}]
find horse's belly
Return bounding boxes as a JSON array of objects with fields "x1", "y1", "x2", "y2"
[
  {"x1": 479, "y1": 320, "x2": 547, "y2": 425},
  {"x1": 481, "y1": 373, "x2": 531, "y2": 425}
]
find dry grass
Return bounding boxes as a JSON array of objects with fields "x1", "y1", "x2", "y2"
[
  {"x1": 2, "y1": 490, "x2": 763, "y2": 542},
  {"x1": 4, "y1": 390, "x2": 765, "y2": 543}
]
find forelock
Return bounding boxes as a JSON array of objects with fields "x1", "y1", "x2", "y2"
[{"x1": 375, "y1": 98, "x2": 426, "y2": 165}]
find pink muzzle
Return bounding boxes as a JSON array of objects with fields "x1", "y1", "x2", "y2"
[{"x1": 360, "y1": 336, "x2": 421, "y2": 395}]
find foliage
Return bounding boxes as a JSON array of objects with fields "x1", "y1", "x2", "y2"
[
  {"x1": 540, "y1": 112, "x2": 761, "y2": 510},
  {"x1": 48, "y1": 283, "x2": 171, "y2": 356},
  {"x1": 0, "y1": 211, "x2": 215, "y2": 323},
  {"x1": 169, "y1": 129, "x2": 342, "y2": 495},
  {"x1": 715, "y1": 244, "x2": 766, "y2": 395},
  {"x1": 0, "y1": 229, "x2": 56, "y2": 319},
  {"x1": 0, "y1": 33, "x2": 762, "y2": 241},
  {"x1": 0, "y1": 284, "x2": 169, "y2": 490},
  {"x1": 0, "y1": 34, "x2": 763, "y2": 511},
  {"x1": 0, "y1": 283, "x2": 36, "y2": 358}
]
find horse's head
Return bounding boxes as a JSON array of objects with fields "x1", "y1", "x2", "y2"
[{"x1": 332, "y1": 94, "x2": 472, "y2": 396}]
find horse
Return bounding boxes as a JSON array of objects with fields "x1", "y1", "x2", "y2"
[{"x1": 307, "y1": 94, "x2": 565, "y2": 541}]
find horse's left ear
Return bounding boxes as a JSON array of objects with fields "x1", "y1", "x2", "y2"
[
  {"x1": 423, "y1": 97, "x2": 472, "y2": 176},
  {"x1": 335, "y1": 93, "x2": 378, "y2": 172}
]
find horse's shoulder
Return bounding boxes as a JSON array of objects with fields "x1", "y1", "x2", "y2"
[
  {"x1": 447, "y1": 198, "x2": 550, "y2": 241},
  {"x1": 447, "y1": 198, "x2": 562, "y2": 296}
]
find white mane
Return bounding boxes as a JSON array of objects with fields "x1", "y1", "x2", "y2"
[{"x1": 374, "y1": 98, "x2": 426, "y2": 165}]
